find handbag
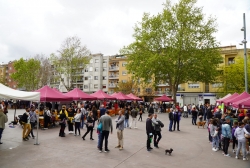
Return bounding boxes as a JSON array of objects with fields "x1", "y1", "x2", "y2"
[
  {"x1": 87, "y1": 122, "x2": 93, "y2": 127},
  {"x1": 245, "y1": 134, "x2": 250, "y2": 139}
]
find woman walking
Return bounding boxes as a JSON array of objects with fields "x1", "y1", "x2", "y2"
[
  {"x1": 92, "y1": 106, "x2": 98, "y2": 128},
  {"x1": 59, "y1": 108, "x2": 67, "y2": 137},
  {"x1": 74, "y1": 108, "x2": 81, "y2": 136},
  {"x1": 82, "y1": 111, "x2": 95, "y2": 140}
]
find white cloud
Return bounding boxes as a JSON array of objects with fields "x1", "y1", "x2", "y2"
[{"x1": 0, "y1": 0, "x2": 249, "y2": 63}]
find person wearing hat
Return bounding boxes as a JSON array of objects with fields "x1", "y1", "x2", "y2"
[{"x1": 221, "y1": 116, "x2": 232, "y2": 157}]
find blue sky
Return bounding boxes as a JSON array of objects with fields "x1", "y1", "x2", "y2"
[{"x1": 0, "y1": 0, "x2": 250, "y2": 63}]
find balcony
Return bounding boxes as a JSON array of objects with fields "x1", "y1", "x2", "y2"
[
  {"x1": 155, "y1": 91, "x2": 171, "y2": 95},
  {"x1": 177, "y1": 88, "x2": 185, "y2": 91},
  {"x1": 108, "y1": 84, "x2": 117, "y2": 88},
  {"x1": 109, "y1": 75, "x2": 119, "y2": 79},
  {"x1": 156, "y1": 83, "x2": 169, "y2": 86},
  {"x1": 109, "y1": 67, "x2": 119, "y2": 71}
]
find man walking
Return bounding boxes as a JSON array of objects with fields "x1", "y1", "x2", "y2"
[
  {"x1": 99, "y1": 111, "x2": 113, "y2": 153},
  {"x1": 22, "y1": 108, "x2": 31, "y2": 141},
  {"x1": 152, "y1": 113, "x2": 164, "y2": 148},
  {"x1": 183, "y1": 104, "x2": 188, "y2": 118},
  {"x1": 130, "y1": 107, "x2": 138, "y2": 129},
  {"x1": 115, "y1": 110, "x2": 125, "y2": 150},
  {"x1": 146, "y1": 113, "x2": 154, "y2": 151},
  {"x1": 0, "y1": 106, "x2": 8, "y2": 144},
  {"x1": 168, "y1": 108, "x2": 174, "y2": 132}
]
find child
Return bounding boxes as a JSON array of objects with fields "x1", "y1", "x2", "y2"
[
  {"x1": 234, "y1": 122, "x2": 249, "y2": 160},
  {"x1": 208, "y1": 119, "x2": 213, "y2": 143},
  {"x1": 210, "y1": 119, "x2": 219, "y2": 151},
  {"x1": 232, "y1": 121, "x2": 238, "y2": 153}
]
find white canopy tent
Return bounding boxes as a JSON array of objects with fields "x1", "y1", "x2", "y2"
[
  {"x1": 0, "y1": 83, "x2": 40, "y2": 101},
  {"x1": 0, "y1": 83, "x2": 40, "y2": 145}
]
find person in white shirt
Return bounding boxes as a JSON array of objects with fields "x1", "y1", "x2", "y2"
[
  {"x1": 183, "y1": 104, "x2": 188, "y2": 118},
  {"x1": 74, "y1": 108, "x2": 82, "y2": 136}
]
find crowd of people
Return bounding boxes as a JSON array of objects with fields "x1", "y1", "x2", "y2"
[{"x1": 1, "y1": 100, "x2": 250, "y2": 163}]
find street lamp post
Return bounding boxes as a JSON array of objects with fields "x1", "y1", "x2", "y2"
[{"x1": 241, "y1": 13, "x2": 248, "y2": 93}]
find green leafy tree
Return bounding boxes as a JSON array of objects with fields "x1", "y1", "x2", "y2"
[
  {"x1": 50, "y1": 36, "x2": 91, "y2": 91},
  {"x1": 114, "y1": 80, "x2": 138, "y2": 95},
  {"x1": 219, "y1": 57, "x2": 250, "y2": 94},
  {"x1": 121, "y1": 0, "x2": 223, "y2": 102},
  {"x1": 11, "y1": 58, "x2": 41, "y2": 91}
]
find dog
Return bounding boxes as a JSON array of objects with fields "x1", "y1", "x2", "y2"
[
  {"x1": 165, "y1": 148, "x2": 173, "y2": 155},
  {"x1": 197, "y1": 121, "x2": 206, "y2": 129}
]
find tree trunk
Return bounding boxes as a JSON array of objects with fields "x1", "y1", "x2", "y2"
[{"x1": 171, "y1": 85, "x2": 177, "y2": 104}]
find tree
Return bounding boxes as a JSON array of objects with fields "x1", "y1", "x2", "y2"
[
  {"x1": 114, "y1": 80, "x2": 138, "y2": 94},
  {"x1": 219, "y1": 57, "x2": 250, "y2": 95},
  {"x1": 50, "y1": 36, "x2": 91, "y2": 91},
  {"x1": 121, "y1": 0, "x2": 223, "y2": 102},
  {"x1": 11, "y1": 58, "x2": 41, "y2": 91},
  {"x1": 34, "y1": 54, "x2": 52, "y2": 88}
]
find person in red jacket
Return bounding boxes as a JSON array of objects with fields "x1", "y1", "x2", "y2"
[{"x1": 238, "y1": 109, "x2": 245, "y2": 122}]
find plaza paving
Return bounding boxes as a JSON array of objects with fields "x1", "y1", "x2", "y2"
[{"x1": 0, "y1": 109, "x2": 249, "y2": 168}]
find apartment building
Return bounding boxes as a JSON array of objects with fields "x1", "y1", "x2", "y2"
[
  {"x1": 0, "y1": 61, "x2": 18, "y2": 89},
  {"x1": 0, "y1": 64, "x2": 6, "y2": 84},
  {"x1": 83, "y1": 53, "x2": 109, "y2": 93},
  {"x1": 176, "y1": 45, "x2": 250, "y2": 106},
  {"x1": 51, "y1": 53, "x2": 109, "y2": 93}
]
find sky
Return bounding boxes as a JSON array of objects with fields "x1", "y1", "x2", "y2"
[{"x1": 0, "y1": 0, "x2": 250, "y2": 64}]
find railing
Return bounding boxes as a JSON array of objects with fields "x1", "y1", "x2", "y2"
[
  {"x1": 108, "y1": 84, "x2": 117, "y2": 88},
  {"x1": 155, "y1": 91, "x2": 171, "y2": 95},
  {"x1": 109, "y1": 75, "x2": 119, "y2": 79},
  {"x1": 109, "y1": 67, "x2": 119, "y2": 71}
]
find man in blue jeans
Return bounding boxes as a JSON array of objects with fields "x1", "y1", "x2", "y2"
[
  {"x1": 99, "y1": 111, "x2": 113, "y2": 153},
  {"x1": 168, "y1": 108, "x2": 174, "y2": 132}
]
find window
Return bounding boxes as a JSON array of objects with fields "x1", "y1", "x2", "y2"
[
  {"x1": 89, "y1": 67, "x2": 93, "y2": 71},
  {"x1": 9, "y1": 67, "x2": 12, "y2": 70},
  {"x1": 89, "y1": 75, "x2": 92, "y2": 79},
  {"x1": 84, "y1": 77, "x2": 88, "y2": 80},
  {"x1": 84, "y1": 85, "x2": 88, "y2": 89},
  {"x1": 94, "y1": 84, "x2": 98, "y2": 89},
  {"x1": 94, "y1": 76, "x2": 98, "y2": 80},
  {"x1": 95, "y1": 59, "x2": 99, "y2": 63},
  {"x1": 228, "y1": 57, "x2": 235, "y2": 65},
  {"x1": 103, "y1": 76, "x2": 107, "y2": 80},
  {"x1": 188, "y1": 83, "x2": 200, "y2": 88},
  {"x1": 212, "y1": 83, "x2": 223, "y2": 88},
  {"x1": 137, "y1": 88, "x2": 140, "y2": 93},
  {"x1": 95, "y1": 67, "x2": 99, "y2": 72},
  {"x1": 102, "y1": 84, "x2": 106, "y2": 89},
  {"x1": 103, "y1": 67, "x2": 107, "y2": 71},
  {"x1": 103, "y1": 59, "x2": 107, "y2": 63},
  {"x1": 8, "y1": 79, "x2": 11, "y2": 82},
  {"x1": 146, "y1": 88, "x2": 152, "y2": 93},
  {"x1": 122, "y1": 62, "x2": 127, "y2": 67},
  {"x1": 90, "y1": 59, "x2": 93, "y2": 63},
  {"x1": 13, "y1": 85, "x2": 16, "y2": 88},
  {"x1": 84, "y1": 69, "x2": 88, "y2": 72},
  {"x1": 122, "y1": 71, "x2": 127, "y2": 76},
  {"x1": 121, "y1": 80, "x2": 127, "y2": 83}
]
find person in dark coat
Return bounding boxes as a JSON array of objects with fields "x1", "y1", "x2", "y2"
[
  {"x1": 148, "y1": 104, "x2": 154, "y2": 114},
  {"x1": 191, "y1": 107, "x2": 198, "y2": 125},
  {"x1": 168, "y1": 108, "x2": 174, "y2": 131},
  {"x1": 146, "y1": 113, "x2": 154, "y2": 151}
]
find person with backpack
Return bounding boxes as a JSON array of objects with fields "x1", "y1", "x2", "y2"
[{"x1": 152, "y1": 113, "x2": 164, "y2": 148}]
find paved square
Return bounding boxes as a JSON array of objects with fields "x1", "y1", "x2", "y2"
[{"x1": 0, "y1": 109, "x2": 249, "y2": 168}]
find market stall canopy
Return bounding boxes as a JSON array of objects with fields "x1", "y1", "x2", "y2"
[
  {"x1": 238, "y1": 98, "x2": 250, "y2": 109},
  {"x1": 112, "y1": 92, "x2": 133, "y2": 100},
  {"x1": 90, "y1": 90, "x2": 116, "y2": 100},
  {"x1": 35, "y1": 85, "x2": 72, "y2": 102},
  {"x1": 64, "y1": 88, "x2": 97, "y2": 100},
  {"x1": 0, "y1": 83, "x2": 40, "y2": 101},
  {"x1": 126, "y1": 93, "x2": 143, "y2": 101},
  {"x1": 224, "y1": 91, "x2": 250, "y2": 106},
  {"x1": 155, "y1": 94, "x2": 173, "y2": 102},
  {"x1": 111, "y1": 92, "x2": 118, "y2": 97},
  {"x1": 216, "y1": 93, "x2": 239, "y2": 104},
  {"x1": 232, "y1": 97, "x2": 250, "y2": 108},
  {"x1": 216, "y1": 94, "x2": 232, "y2": 103}
]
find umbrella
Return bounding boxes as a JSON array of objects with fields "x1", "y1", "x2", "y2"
[
  {"x1": 155, "y1": 94, "x2": 173, "y2": 102},
  {"x1": 126, "y1": 93, "x2": 143, "y2": 101}
]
